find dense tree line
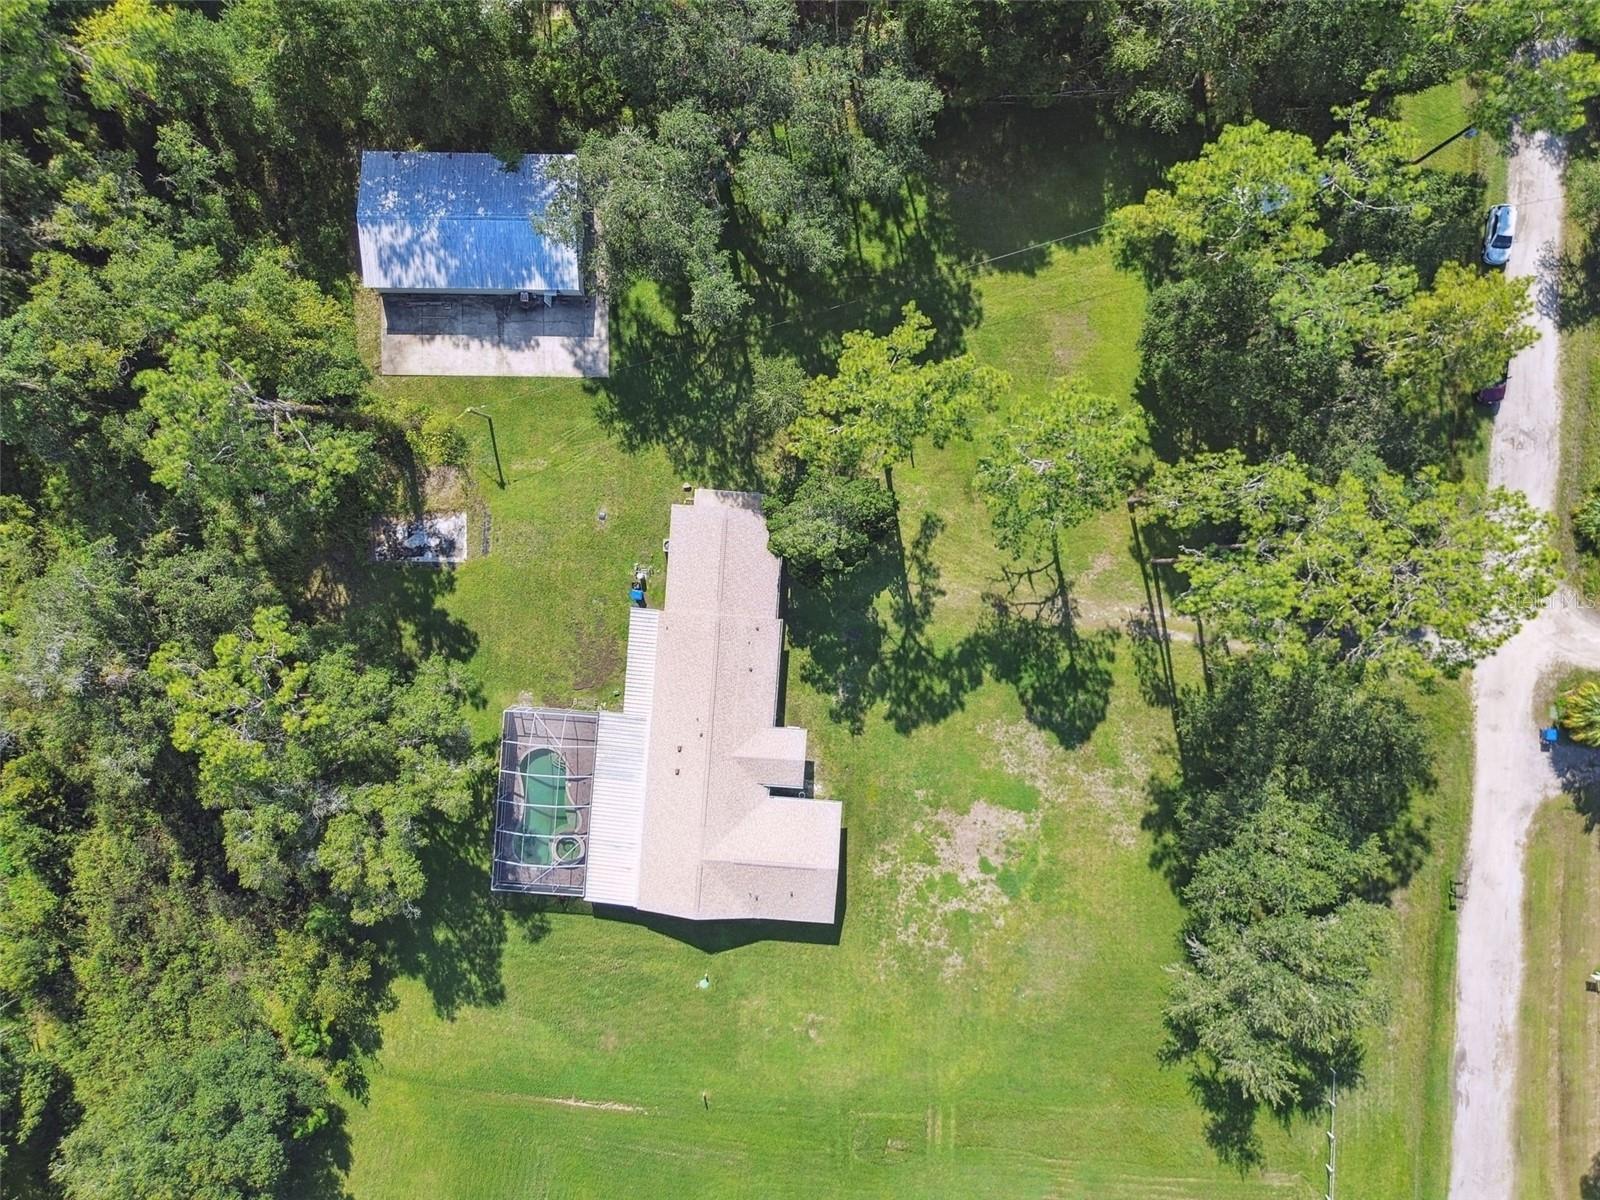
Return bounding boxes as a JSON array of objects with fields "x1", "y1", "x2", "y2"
[
  {"x1": 1, "y1": 5, "x2": 487, "y2": 1196},
  {"x1": 8, "y1": 1, "x2": 1594, "y2": 327},
  {"x1": 1100, "y1": 51, "x2": 1583, "y2": 1149}
]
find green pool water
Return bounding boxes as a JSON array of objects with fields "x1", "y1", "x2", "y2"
[{"x1": 517, "y1": 748, "x2": 581, "y2": 865}]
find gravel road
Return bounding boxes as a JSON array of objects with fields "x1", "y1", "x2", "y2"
[{"x1": 1448, "y1": 131, "x2": 1600, "y2": 1199}]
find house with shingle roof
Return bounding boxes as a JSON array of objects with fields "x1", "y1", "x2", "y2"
[{"x1": 491, "y1": 491, "x2": 842, "y2": 925}]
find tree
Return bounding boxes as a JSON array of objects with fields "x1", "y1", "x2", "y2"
[
  {"x1": 787, "y1": 302, "x2": 1007, "y2": 482},
  {"x1": 1316, "y1": 102, "x2": 1436, "y2": 219},
  {"x1": 1109, "y1": 106, "x2": 1454, "y2": 287},
  {"x1": 1136, "y1": 262, "x2": 1416, "y2": 471},
  {"x1": 975, "y1": 380, "x2": 1145, "y2": 585},
  {"x1": 1574, "y1": 485, "x2": 1600, "y2": 550},
  {"x1": 745, "y1": 350, "x2": 808, "y2": 450},
  {"x1": 53, "y1": 1032, "x2": 326, "y2": 1200},
  {"x1": 902, "y1": 1, "x2": 1099, "y2": 105},
  {"x1": 1400, "y1": 0, "x2": 1600, "y2": 139},
  {"x1": 1143, "y1": 451, "x2": 1558, "y2": 675},
  {"x1": 764, "y1": 473, "x2": 898, "y2": 580},
  {"x1": 1154, "y1": 657, "x2": 1430, "y2": 1138},
  {"x1": 1180, "y1": 782, "x2": 1390, "y2": 933},
  {"x1": 132, "y1": 336, "x2": 373, "y2": 524},
  {"x1": 0, "y1": 168, "x2": 220, "y2": 462},
  {"x1": 1569, "y1": 154, "x2": 1600, "y2": 232},
  {"x1": 1103, "y1": 0, "x2": 1425, "y2": 132},
  {"x1": 1168, "y1": 656, "x2": 1433, "y2": 869},
  {"x1": 0, "y1": 0, "x2": 69, "y2": 116},
  {"x1": 1379, "y1": 261, "x2": 1537, "y2": 413},
  {"x1": 1268, "y1": 255, "x2": 1416, "y2": 358},
  {"x1": 0, "y1": 9, "x2": 485, "y2": 1188},
  {"x1": 547, "y1": 2, "x2": 942, "y2": 329},
  {"x1": 1165, "y1": 893, "x2": 1392, "y2": 1110},
  {"x1": 155, "y1": 608, "x2": 476, "y2": 924},
  {"x1": 1108, "y1": 121, "x2": 1327, "y2": 284},
  {"x1": 557, "y1": 108, "x2": 747, "y2": 332},
  {"x1": 71, "y1": 0, "x2": 187, "y2": 116}
]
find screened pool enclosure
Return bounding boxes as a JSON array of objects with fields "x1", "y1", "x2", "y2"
[{"x1": 491, "y1": 707, "x2": 598, "y2": 896}]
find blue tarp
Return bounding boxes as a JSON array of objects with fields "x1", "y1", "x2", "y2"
[{"x1": 357, "y1": 151, "x2": 581, "y2": 293}]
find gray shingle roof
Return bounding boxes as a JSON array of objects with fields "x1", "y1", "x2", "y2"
[
  {"x1": 356, "y1": 151, "x2": 581, "y2": 293},
  {"x1": 632, "y1": 491, "x2": 842, "y2": 924}
]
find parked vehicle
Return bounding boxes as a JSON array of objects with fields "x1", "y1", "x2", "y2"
[
  {"x1": 1477, "y1": 371, "x2": 1509, "y2": 404},
  {"x1": 1482, "y1": 204, "x2": 1515, "y2": 267}
]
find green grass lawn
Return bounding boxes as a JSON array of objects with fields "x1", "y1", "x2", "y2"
[
  {"x1": 338, "y1": 104, "x2": 1475, "y2": 1199},
  {"x1": 1397, "y1": 78, "x2": 1508, "y2": 203},
  {"x1": 1515, "y1": 795, "x2": 1600, "y2": 1199}
]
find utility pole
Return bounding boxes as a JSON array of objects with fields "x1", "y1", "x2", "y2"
[
  {"x1": 460, "y1": 406, "x2": 506, "y2": 489},
  {"x1": 1325, "y1": 1069, "x2": 1338, "y2": 1200}
]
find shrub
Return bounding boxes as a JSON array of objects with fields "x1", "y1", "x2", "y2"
[
  {"x1": 1559, "y1": 679, "x2": 1600, "y2": 746},
  {"x1": 1574, "y1": 486, "x2": 1600, "y2": 549}
]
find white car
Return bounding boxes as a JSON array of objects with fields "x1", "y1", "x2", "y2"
[{"x1": 1482, "y1": 204, "x2": 1515, "y2": 267}]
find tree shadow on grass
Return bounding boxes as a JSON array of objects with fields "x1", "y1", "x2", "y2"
[
  {"x1": 926, "y1": 103, "x2": 1202, "y2": 275},
  {"x1": 1185, "y1": 1071, "x2": 1265, "y2": 1171},
  {"x1": 784, "y1": 512, "x2": 1116, "y2": 749},
  {"x1": 1553, "y1": 740, "x2": 1600, "y2": 831},
  {"x1": 340, "y1": 557, "x2": 481, "y2": 673},
  {"x1": 287, "y1": 1103, "x2": 354, "y2": 1200},
  {"x1": 1541, "y1": 236, "x2": 1600, "y2": 332},
  {"x1": 976, "y1": 599, "x2": 1117, "y2": 748},
  {"x1": 1181, "y1": 1050, "x2": 1361, "y2": 1176},
  {"x1": 385, "y1": 801, "x2": 549, "y2": 1021},
  {"x1": 584, "y1": 309, "x2": 767, "y2": 489},
  {"x1": 1127, "y1": 608, "x2": 1178, "y2": 709},
  {"x1": 1581, "y1": 1149, "x2": 1600, "y2": 1200}
]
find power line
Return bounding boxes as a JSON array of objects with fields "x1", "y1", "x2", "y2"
[{"x1": 441, "y1": 216, "x2": 1117, "y2": 418}]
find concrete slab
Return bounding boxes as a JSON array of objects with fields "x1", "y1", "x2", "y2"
[{"x1": 378, "y1": 293, "x2": 609, "y2": 378}]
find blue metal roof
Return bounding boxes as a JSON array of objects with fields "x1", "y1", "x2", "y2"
[{"x1": 357, "y1": 151, "x2": 581, "y2": 293}]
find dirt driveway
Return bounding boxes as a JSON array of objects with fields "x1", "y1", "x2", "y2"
[{"x1": 1449, "y1": 131, "x2": 1600, "y2": 1199}]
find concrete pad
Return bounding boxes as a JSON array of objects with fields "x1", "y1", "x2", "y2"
[{"x1": 378, "y1": 293, "x2": 609, "y2": 378}]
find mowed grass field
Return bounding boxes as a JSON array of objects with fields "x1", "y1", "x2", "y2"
[
  {"x1": 338, "y1": 105, "x2": 1476, "y2": 1199},
  {"x1": 1515, "y1": 795, "x2": 1600, "y2": 1199}
]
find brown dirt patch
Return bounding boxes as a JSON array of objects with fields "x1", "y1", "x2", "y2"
[
  {"x1": 872, "y1": 796, "x2": 1031, "y2": 980},
  {"x1": 571, "y1": 608, "x2": 624, "y2": 694}
]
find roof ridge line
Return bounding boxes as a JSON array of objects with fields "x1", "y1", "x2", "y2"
[{"x1": 690, "y1": 505, "x2": 730, "y2": 915}]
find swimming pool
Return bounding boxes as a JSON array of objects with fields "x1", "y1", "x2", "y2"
[{"x1": 517, "y1": 748, "x2": 583, "y2": 865}]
